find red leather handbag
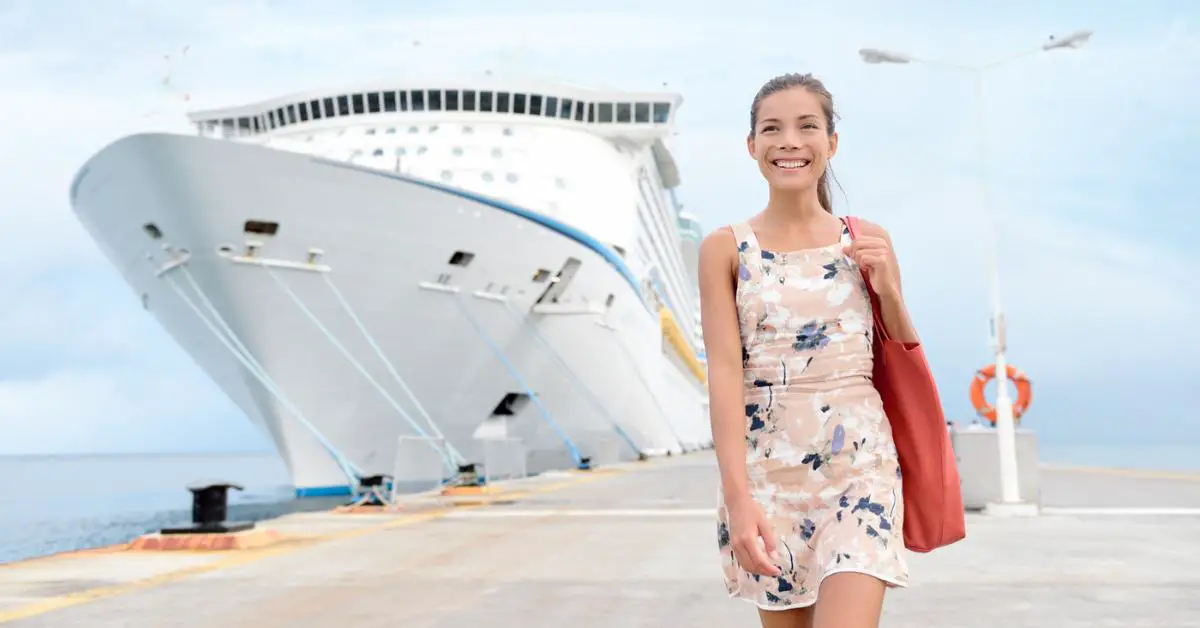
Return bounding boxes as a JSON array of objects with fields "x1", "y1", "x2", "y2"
[{"x1": 845, "y1": 216, "x2": 967, "y2": 553}]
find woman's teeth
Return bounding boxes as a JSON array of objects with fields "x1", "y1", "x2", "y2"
[{"x1": 773, "y1": 159, "x2": 811, "y2": 170}]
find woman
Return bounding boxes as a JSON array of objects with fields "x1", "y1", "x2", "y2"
[{"x1": 698, "y1": 73, "x2": 922, "y2": 628}]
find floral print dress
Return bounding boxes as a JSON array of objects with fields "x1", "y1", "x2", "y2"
[{"x1": 717, "y1": 218, "x2": 909, "y2": 610}]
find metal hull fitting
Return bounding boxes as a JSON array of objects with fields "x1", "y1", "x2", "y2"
[{"x1": 69, "y1": 133, "x2": 710, "y2": 495}]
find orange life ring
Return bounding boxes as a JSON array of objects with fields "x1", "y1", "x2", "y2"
[{"x1": 969, "y1": 363, "x2": 1032, "y2": 424}]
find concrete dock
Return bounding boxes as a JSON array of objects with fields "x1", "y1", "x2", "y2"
[{"x1": 2, "y1": 451, "x2": 1199, "y2": 627}]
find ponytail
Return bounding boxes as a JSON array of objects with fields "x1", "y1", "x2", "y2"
[{"x1": 817, "y1": 169, "x2": 833, "y2": 213}]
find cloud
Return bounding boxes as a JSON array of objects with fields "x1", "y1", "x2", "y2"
[{"x1": 1, "y1": 0, "x2": 1198, "y2": 458}]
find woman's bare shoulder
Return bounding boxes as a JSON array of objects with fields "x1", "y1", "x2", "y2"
[{"x1": 700, "y1": 225, "x2": 739, "y2": 258}]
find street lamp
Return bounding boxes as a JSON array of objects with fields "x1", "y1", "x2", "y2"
[{"x1": 859, "y1": 31, "x2": 1092, "y2": 517}]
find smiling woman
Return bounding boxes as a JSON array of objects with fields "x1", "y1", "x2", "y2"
[{"x1": 700, "y1": 73, "x2": 926, "y2": 628}]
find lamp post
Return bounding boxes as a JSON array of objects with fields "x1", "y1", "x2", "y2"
[{"x1": 859, "y1": 30, "x2": 1092, "y2": 517}]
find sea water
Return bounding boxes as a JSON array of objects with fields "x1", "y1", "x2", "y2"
[{"x1": 0, "y1": 451, "x2": 342, "y2": 564}]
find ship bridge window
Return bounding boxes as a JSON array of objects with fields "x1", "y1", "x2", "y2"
[
  {"x1": 351, "y1": 94, "x2": 365, "y2": 114},
  {"x1": 410, "y1": 90, "x2": 425, "y2": 111},
  {"x1": 512, "y1": 93, "x2": 527, "y2": 114},
  {"x1": 653, "y1": 102, "x2": 671, "y2": 123},
  {"x1": 372, "y1": 148, "x2": 384, "y2": 156},
  {"x1": 337, "y1": 95, "x2": 350, "y2": 115},
  {"x1": 462, "y1": 90, "x2": 477, "y2": 111},
  {"x1": 616, "y1": 103, "x2": 632, "y2": 122},
  {"x1": 286, "y1": 104, "x2": 298, "y2": 124},
  {"x1": 559, "y1": 98, "x2": 573, "y2": 119},
  {"x1": 496, "y1": 92, "x2": 510, "y2": 113},
  {"x1": 635, "y1": 102, "x2": 649, "y2": 123},
  {"x1": 309, "y1": 99, "x2": 322, "y2": 120},
  {"x1": 367, "y1": 92, "x2": 381, "y2": 113},
  {"x1": 383, "y1": 91, "x2": 397, "y2": 112},
  {"x1": 297, "y1": 103, "x2": 310, "y2": 122},
  {"x1": 323, "y1": 97, "x2": 335, "y2": 117},
  {"x1": 428, "y1": 90, "x2": 443, "y2": 111},
  {"x1": 480, "y1": 91, "x2": 494, "y2": 112},
  {"x1": 597, "y1": 103, "x2": 613, "y2": 123},
  {"x1": 529, "y1": 94, "x2": 543, "y2": 116},
  {"x1": 445, "y1": 90, "x2": 459, "y2": 111},
  {"x1": 399, "y1": 91, "x2": 409, "y2": 111},
  {"x1": 544, "y1": 96, "x2": 557, "y2": 116}
]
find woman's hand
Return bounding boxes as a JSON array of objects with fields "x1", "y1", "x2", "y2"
[
  {"x1": 844, "y1": 234, "x2": 900, "y2": 300},
  {"x1": 727, "y1": 495, "x2": 782, "y2": 577}
]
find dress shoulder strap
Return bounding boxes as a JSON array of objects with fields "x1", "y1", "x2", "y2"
[
  {"x1": 837, "y1": 215, "x2": 854, "y2": 247},
  {"x1": 729, "y1": 222, "x2": 761, "y2": 258}
]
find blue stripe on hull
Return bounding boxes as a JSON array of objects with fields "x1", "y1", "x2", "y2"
[{"x1": 294, "y1": 484, "x2": 354, "y2": 498}]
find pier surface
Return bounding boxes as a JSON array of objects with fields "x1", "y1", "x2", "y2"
[{"x1": 2, "y1": 451, "x2": 1199, "y2": 627}]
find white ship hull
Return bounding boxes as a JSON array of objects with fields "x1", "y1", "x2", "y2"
[{"x1": 70, "y1": 133, "x2": 710, "y2": 495}]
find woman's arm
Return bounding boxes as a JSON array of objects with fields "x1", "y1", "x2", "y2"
[
  {"x1": 697, "y1": 227, "x2": 752, "y2": 503},
  {"x1": 849, "y1": 220, "x2": 920, "y2": 344}
]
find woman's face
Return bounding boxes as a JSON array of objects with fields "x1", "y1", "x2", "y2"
[{"x1": 747, "y1": 86, "x2": 837, "y2": 191}]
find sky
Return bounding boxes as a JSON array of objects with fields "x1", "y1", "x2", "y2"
[{"x1": 1, "y1": 0, "x2": 1198, "y2": 466}]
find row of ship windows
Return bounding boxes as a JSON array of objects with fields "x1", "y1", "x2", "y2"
[{"x1": 199, "y1": 89, "x2": 673, "y2": 137}]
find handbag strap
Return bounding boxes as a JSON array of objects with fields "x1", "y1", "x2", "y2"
[{"x1": 842, "y1": 216, "x2": 892, "y2": 343}]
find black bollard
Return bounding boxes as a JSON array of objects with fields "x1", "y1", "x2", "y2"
[
  {"x1": 453, "y1": 463, "x2": 482, "y2": 487},
  {"x1": 161, "y1": 481, "x2": 255, "y2": 535}
]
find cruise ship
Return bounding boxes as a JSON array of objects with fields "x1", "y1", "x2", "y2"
[{"x1": 68, "y1": 78, "x2": 713, "y2": 496}]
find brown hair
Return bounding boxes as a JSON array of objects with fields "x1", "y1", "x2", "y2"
[{"x1": 749, "y1": 73, "x2": 841, "y2": 213}]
